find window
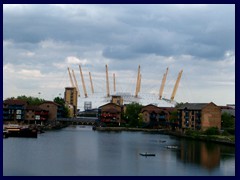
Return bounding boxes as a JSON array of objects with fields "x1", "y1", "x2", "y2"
[
  {"x1": 35, "y1": 115, "x2": 40, "y2": 120},
  {"x1": 47, "y1": 105, "x2": 50, "y2": 108},
  {"x1": 16, "y1": 110, "x2": 22, "y2": 114},
  {"x1": 16, "y1": 115, "x2": 21, "y2": 120}
]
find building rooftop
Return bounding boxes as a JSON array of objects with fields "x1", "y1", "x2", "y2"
[
  {"x1": 3, "y1": 99, "x2": 28, "y2": 106},
  {"x1": 177, "y1": 103, "x2": 209, "y2": 110}
]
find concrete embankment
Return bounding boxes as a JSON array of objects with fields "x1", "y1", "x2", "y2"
[
  {"x1": 95, "y1": 127, "x2": 166, "y2": 133},
  {"x1": 95, "y1": 127, "x2": 235, "y2": 146}
]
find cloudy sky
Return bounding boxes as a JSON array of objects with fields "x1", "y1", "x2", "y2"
[{"x1": 3, "y1": 4, "x2": 235, "y2": 106}]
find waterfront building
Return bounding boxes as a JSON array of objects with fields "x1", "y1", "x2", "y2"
[
  {"x1": 25, "y1": 105, "x2": 49, "y2": 125},
  {"x1": 141, "y1": 104, "x2": 176, "y2": 128},
  {"x1": 177, "y1": 102, "x2": 221, "y2": 131},
  {"x1": 3, "y1": 99, "x2": 28, "y2": 123},
  {"x1": 39, "y1": 101, "x2": 63, "y2": 121},
  {"x1": 98, "y1": 103, "x2": 122, "y2": 124},
  {"x1": 64, "y1": 87, "x2": 78, "y2": 117}
]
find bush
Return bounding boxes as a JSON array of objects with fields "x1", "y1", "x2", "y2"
[
  {"x1": 221, "y1": 130, "x2": 230, "y2": 136},
  {"x1": 224, "y1": 128, "x2": 235, "y2": 135},
  {"x1": 185, "y1": 129, "x2": 201, "y2": 137},
  {"x1": 204, "y1": 127, "x2": 220, "y2": 135}
]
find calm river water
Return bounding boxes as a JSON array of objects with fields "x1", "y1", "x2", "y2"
[{"x1": 3, "y1": 125, "x2": 235, "y2": 176}]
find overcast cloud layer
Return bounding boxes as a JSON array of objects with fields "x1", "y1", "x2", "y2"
[{"x1": 3, "y1": 4, "x2": 235, "y2": 105}]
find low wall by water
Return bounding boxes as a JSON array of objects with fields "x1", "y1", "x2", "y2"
[{"x1": 95, "y1": 127, "x2": 235, "y2": 146}]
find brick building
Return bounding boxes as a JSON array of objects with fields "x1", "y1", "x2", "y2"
[
  {"x1": 39, "y1": 101, "x2": 63, "y2": 121},
  {"x1": 141, "y1": 104, "x2": 175, "y2": 128},
  {"x1": 64, "y1": 87, "x2": 78, "y2": 117},
  {"x1": 177, "y1": 102, "x2": 221, "y2": 131},
  {"x1": 98, "y1": 103, "x2": 122, "y2": 124},
  {"x1": 3, "y1": 99, "x2": 28, "y2": 123},
  {"x1": 25, "y1": 105, "x2": 49, "y2": 124}
]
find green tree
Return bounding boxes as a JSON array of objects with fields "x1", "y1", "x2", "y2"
[
  {"x1": 53, "y1": 97, "x2": 65, "y2": 105},
  {"x1": 204, "y1": 127, "x2": 220, "y2": 135},
  {"x1": 169, "y1": 110, "x2": 178, "y2": 123},
  {"x1": 16, "y1": 95, "x2": 45, "y2": 105},
  {"x1": 138, "y1": 113, "x2": 143, "y2": 127},
  {"x1": 169, "y1": 110, "x2": 178, "y2": 130},
  {"x1": 53, "y1": 97, "x2": 70, "y2": 118},
  {"x1": 221, "y1": 112, "x2": 235, "y2": 129},
  {"x1": 125, "y1": 102, "x2": 143, "y2": 127},
  {"x1": 175, "y1": 102, "x2": 184, "y2": 108}
]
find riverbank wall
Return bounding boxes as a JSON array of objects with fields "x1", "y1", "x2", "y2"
[{"x1": 95, "y1": 127, "x2": 235, "y2": 146}]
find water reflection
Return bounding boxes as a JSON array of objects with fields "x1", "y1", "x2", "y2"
[
  {"x1": 177, "y1": 140, "x2": 228, "y2": 170},
  {"x1": 3, "y1": 126, "x2": 235, "y2": 176}
]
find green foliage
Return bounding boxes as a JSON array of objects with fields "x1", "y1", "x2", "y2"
[
  {"x1": 223, "y1": 128, "x2": 235, "y2": 135},
  {"x1": 175, "y1": 102, "x2": 184, "y2": 108},
  {"x1": 16, "y1": 95, "x2": 45, "y2": 105},
  {"x1": 138, "y1": 113, "x2": 143, "y2": 127},
  {"x1": 125, "y1": 102, "x2": 143, "y2": 127},
  {"x1": 54, "y1": 97, "x2": 70, "y2": 118},
  {"x1": 204, "y1": 127, "x2": 220, "y2": 135},
  {"x1": 185, "y1": 129, "x2": 201, "y2": 137},
  {"x1": 53, "y1": 97, "x2": 65, "y2": 105},
  {"x1": 221, "y1": 112, "x2": 235, "y2": 129},
  {"x1": 169, "y1": 110, "x2": 178, "y2": 123}
]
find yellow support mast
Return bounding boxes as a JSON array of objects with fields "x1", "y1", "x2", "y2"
[
  {"x1": 135, "y1": 65, "x2": 141, "y2": 98},
  {"x1": 89, "y1": 72, "x2": 94, "y2": 94},
  {"x1": 159, "y1": 67, "x2": 169, "y2": 100},
  {"x1": 72, "y1": 69, "x2": 80, "y2": 97},
  {"x1": 113, "y1": 73, "x2": 116, "y2": 93},
  {"x1": 106, "y1": 65, "x2": 110, "y2": 97},
  {"x1": 170, "y1": 70, "x2": 183, "y2": 101},
  {"x1": 79, "y1": 65, "x2": 88, "y2": 98},
  {"x1": 67, "y1": 67, "x2": 74, "y2": 87}
]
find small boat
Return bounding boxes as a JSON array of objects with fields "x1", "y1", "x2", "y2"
[
  {"x1": 166, "y1": 145, "x2": 178, "y2": 149},
  {"x1": 139, "y1": 153, "x2": 156, "y2": 156}
]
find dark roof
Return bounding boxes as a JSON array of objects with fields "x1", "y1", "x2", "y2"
[
  {"x1": 141, "y1": 105, "x2": 174, "y2": 114},
  {"x1": 98, "y1": 102, "x2": 121, "y2": 108},
  {"x1": 4, "y1": 99, "x2": 28, "y2": 106},
  {"x1": 177, "y1": 103, "x2": 209, "y2": 110},
  {"x1": 219, "y1": 106, "x2": 234, "y2": 110},
  {"x1": 26, "y1": 105, "x2": 45, "y2": 111},
  {"x1": 40, "y1": 101, "x2": 61, "y2": 106},
  {"x1": 102, "y1": 107, "x2": 121, "y2": 113}
]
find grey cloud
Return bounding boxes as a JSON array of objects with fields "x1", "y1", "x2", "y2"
[{"x1": 4, "y1": 4, "x2": 234, "y2": 61}]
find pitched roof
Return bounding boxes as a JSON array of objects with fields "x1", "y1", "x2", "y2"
[
  {"x1": 40, "y1": 101, "x2": 61, "y2": 106},
  {"x1": 102, "y1": 107, "x2": 121, "y2": 113},
  {"x1": 26, "y1": 105, "x2": 45, "y2": 111},
  {"x1": 98, "y1": 102, "x2": 121, "y2": 108},
  {"x1": 4, "y1": 99, "x2": 28, "y2": 106},
  {"x1": 177, "y1": 103, "x2": 209, "y2": 110}
]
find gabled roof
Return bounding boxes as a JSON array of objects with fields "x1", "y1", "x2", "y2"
[
  {"x1": 98, "y1": 102, "x2": 121, "y2": 109},
  {"x1": 40, "y1": 101, "x2": 61, "y2": 106},
  {"x1": 26, "y1": 105, "x2": 47, "y2": 111},
  {"x1": 102, "y1": 107, "x2": 121, "y2": 113},
  {"x1": 177, "y1": 103, "x2": 209, "y2": 110}
]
